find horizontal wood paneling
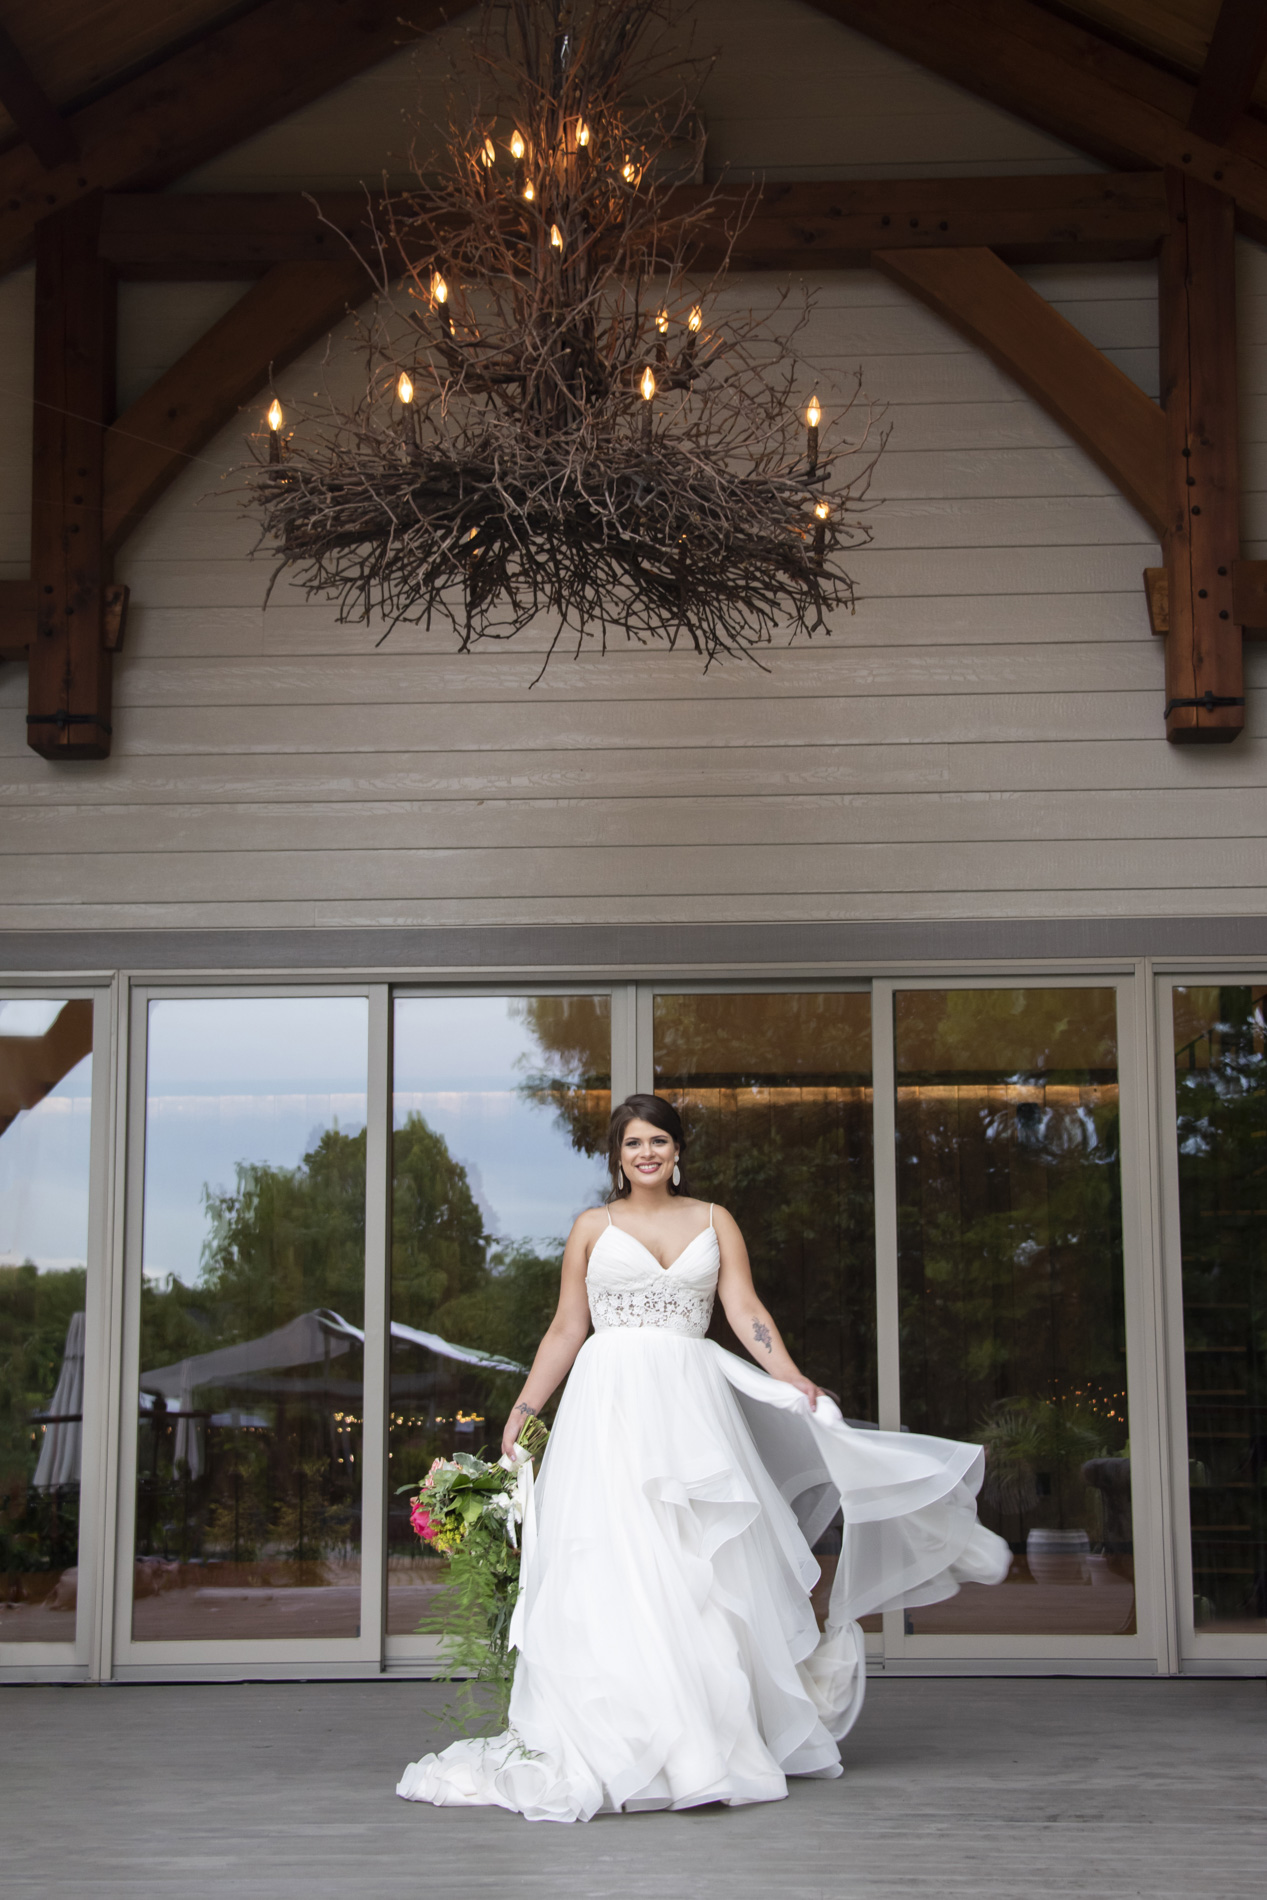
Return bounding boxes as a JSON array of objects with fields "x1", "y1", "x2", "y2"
[
  {"x1": 5, "y1": 736, "x2": 1267, "y2": 805},
  {"x1": 4, "y1": 786, "x2": 1266, "y2": 855},
  {"x1": 8, "y1": 836, "x2": 1267, "y2": 904},
  {"x1": 0, "y1": 643, "x2": 1168, "y2": 713},
  {"x1": 15, "y1": 679, "x2": 1267, "y2": 758},
  {"x1": 2, "y1": 3, "x2": 1267, "y2": 938}
]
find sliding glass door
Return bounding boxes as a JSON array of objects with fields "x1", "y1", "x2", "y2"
[
  {"x1": 886, "y1": 984, "x2": 1139, "y2": 1649},
  {"x1": 387, "y1": 992, "x2": 612, "y2": 1657},
  {"x1": 1160, "y1": 979, "x2": 1267, "y2": 1666},
  {"x1": 0, "y1": 992, "x2": 107, "y2": 1673},
  {"x1": 91, "y1": 969, "x2": 1172, "y2": 1676},
  {"x1": 643, "y1": 978, "x2": 1158, "y2": 1665}
]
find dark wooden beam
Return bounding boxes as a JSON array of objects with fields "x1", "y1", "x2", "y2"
[
  {"x1": 27, "y1": 197, "x2": 115, "y2": 760},
  {"x1": 103, "y1": 258, "x2": 367, "y2": 553},
  {"x1": 872, "y1": 245, "x2": 1167, "y2": 535},
  {"x1": 0, "y1": 0, "x2": 453, "y2": 280},
  {"x1": 95, "y1": 172, "x2": 1170, "y2": 279},
  {"x1": 806, "y1": 1, "x2": 1267, "y2": 246},
  {"x1": 1233, "y1": 558, "x2": 1267, "y2": 633},
  {"x1": 0, "y1": 24, "x2": 75, "y2": 169},
  {"x1": 1189, "y1": 0, "x2": 1267, "y2": 145},
  {"x1": 1159, "y1": 170, "x2": 1243, "y2": 744},
  {"x1": 1147, "y1": 561, "x2": 1267, "y2": 638},
  {"x1": 0, "y1": 577, "x2": 36, "y2": 659}
]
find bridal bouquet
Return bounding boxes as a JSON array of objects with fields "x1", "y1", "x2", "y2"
[{"x1": 400, "y1": 1414, "x2": 548, "y2": 1721}]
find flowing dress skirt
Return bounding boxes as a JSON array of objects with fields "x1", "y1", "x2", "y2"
[{"x1": 397, "y1": 1330, "x2": 1009, "y2": 1822}]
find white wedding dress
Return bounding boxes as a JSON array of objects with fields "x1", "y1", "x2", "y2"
[{"x1": 397, "y1": 1209, "x2": 1010, "y2": 1823}]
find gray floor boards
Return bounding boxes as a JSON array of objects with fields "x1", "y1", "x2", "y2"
[{"x1": 2, "y1": 1677, "x2": 1264, "y2": 1899}]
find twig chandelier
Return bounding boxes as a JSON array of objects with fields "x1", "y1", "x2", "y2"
[{"x1": 245, "y1": 0, "x2": 883, "y2": 676}]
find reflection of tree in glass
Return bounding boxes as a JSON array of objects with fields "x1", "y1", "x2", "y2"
[
  {"x1": 0, "y1": 1263, "x2": 85, "y2": 1584},
  {"x1": 139, "y1": 1116, "x2": 569, "y2": 1573},
  {"x1": 896, "y1": 988, "x2": 1129, "y2": 1561},
  {"x1": 657, "y1": 994, "x2": 876, "y2": 1421},
  {"x1": 517, "y1": 990, "x2": 877, "y2": 1414},
  {"x1": 510, "y1": 995, "x2": 613, "y2": 1161},
  {"x1": 1173, "y1": 986, "x2": 1267, "y2": 1626}
]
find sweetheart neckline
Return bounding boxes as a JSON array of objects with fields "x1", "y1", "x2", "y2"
[{"x1": 591, "y1": 1222, "x2": 718, "y2": 1275}]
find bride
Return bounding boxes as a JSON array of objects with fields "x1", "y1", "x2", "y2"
[{"x1": 398, "y1": 1093, "x2": 1009, "y2": 1823}]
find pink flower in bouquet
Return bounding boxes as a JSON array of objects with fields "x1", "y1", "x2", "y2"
[{"x1": 410, "y1": 1497, "x2": 438, "y2": 1543}]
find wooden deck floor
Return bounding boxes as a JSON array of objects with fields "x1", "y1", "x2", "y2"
[{"x1": 3, "y1": 1676, "x2": 1264, "y2": 1898}]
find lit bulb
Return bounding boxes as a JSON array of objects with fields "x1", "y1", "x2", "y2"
[
  {"x1": 622, "y1": 158, "x2": 641, "y2": 185},
  {"x1": 431, "y1": 272, "x2": 448, "y2": 305},
  {"x1": 806, "y1": 395, "x2": 821, "y2": 429},
  {"x1": 688, "y1": 305, "x2": 702, "y2": 332},
  {"x1": 510, "y1": 130, "x2": 525, "y2": 160},
  {"x1": 814, "y1": 500, "x2": 830, "y2": 520},
  {"x1": 640, "y1": 365, "x2": 656, "y2": 402},
  {"x1": 480, "y1": 136, "x2": 496, "y2": 167},
  {"x1": 550, "y1": 223, "x2": 563, "y2": 250},
  {"x1": 523, "y1": 180, "x2": 535, "y2": 201},
  {"x1": 576, "y1": 120, "x2": 590, "y2": 147},
  {"x1": 266, "y1": 398, "x2": 283, "y2": 432},
  {"x1": 397, "y1": 371, "x2": 414, "y2": 405},
  {"x1": 656, "y1": 309, "x2": 669, "y2": 334}
]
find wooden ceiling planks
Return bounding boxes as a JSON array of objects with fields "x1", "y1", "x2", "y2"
[
  {"x1": 0, "y1": 0, "x2": 453, "y2": 275},
  {"x1": 0, "y1": 0, "x2": 241, "y2": 146},
  {"x1": 808, "y1": 0, "x2": 1267, "y2": 243}
]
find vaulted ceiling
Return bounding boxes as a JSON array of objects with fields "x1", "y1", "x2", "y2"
[{"x1": 0, "y1": 1, "x2": 1264, "y2": 193}]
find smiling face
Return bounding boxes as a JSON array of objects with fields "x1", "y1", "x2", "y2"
[{"x1": 619, "y1": 1118, "x2": 678, "y2": 1190}]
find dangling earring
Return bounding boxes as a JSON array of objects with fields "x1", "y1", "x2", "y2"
[
  {"x1": 617, "y1": 1167, "x2": 625, "y2": 1190},
  {"x1": 672, "y1": 1160, "x2": 681, "y2": 1187}
]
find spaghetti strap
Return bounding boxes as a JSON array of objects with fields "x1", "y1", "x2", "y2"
[
  {"x1": 709, "y1": 1203, "x2": 715, "y2": 1230},
  {"x1": 605, "y1": 1207, "x2": 613, "y2": 1227}
]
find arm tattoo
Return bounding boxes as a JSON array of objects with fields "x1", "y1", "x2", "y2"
[
  {"x1": 752, "y1": 1319, "x2": 773, "y2": 1355},
  {"x1": 513, "y1": 1401, "x2": 537, "y2": 1419}
]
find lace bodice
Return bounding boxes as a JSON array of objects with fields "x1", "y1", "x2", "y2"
[{"x1": 586, "y1": 1215, "x2": 719, "y2": 1339}]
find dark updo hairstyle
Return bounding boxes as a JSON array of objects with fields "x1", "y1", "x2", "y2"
[{"x1": 607, "y1": 1093, "x2": 689, "y2": 1202}]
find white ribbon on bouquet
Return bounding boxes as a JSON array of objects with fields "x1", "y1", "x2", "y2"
[{"x1": 498, "y1": 1443, "x2": 538, "y2": 1652}]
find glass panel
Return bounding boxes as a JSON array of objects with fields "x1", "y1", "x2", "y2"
[
  {"x1": 653, "y1": 992, "x2": 875, "y2": 1628},
  {"x1": 388, "y1": 995, "x2": 611, "y2": 1638},
  {"x1": 1172, "y1": 985, "x2": 1267, "y2": 1636},
  {"x1": 895, "y1": 988, "x2": 1134, "y2": 1637},
  {"x1": 1, "y1": 998, "x2": 94, "y2": 1644},
  {"x1": 133, "y1": 997, "x2": 368, "y2": 1642}
]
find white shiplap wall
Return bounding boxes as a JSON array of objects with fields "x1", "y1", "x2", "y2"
[{"x1": 2, "y1": 0, "x2": 1266, "y2": 934}]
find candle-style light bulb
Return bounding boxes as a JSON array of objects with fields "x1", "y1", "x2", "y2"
[
  {"x1": 806, "y1": 393, "x2": 821, "y2": 475},
  {"x1": 688, "y1": 305, "x2": 702, "y2": 333},
  {"x1": 640, "y1": 363, "x2": 656, "y2": 444},
  {"x1": 397, "y1": 371, "x2": 414, "y2": 405},
  {"x1": 267, "y1": 398, "x2": 283, "y2": 432},
  {"x1": 481, "y1": 136, "x2": 496, "y2": 167},
  {"x1": 522, "y1": 180, "x2": 535, "y2": 202},
  {"x1": 655, "y1": 307, "x2": 669, "y2": 365},
  {"x1": 622, "y1": 158, "x2": 639, "y2": 185},
  {"x1": 550, "y1": 223, "x2": 563, "y2": 251},
  {"x1": 266, "y1": 397, "x2": 283, "y2": 463},
  {"x1": 510, "y1": 130, "x2": 525, "y2": 160},
  {"x1": 813, "y1": 498, "x2": 830, "y2": 566},
  {"x1": 656, "y1": 310, "x2": 669, "y2": 334},
  {"x1": 576, "y1": 120, "x2": 590, "y2": 147},
  {"x1": 431, "y1": 271, "x2": 453, "y2": 336}
]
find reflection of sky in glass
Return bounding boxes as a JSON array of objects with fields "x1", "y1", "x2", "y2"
[
  {"x1": 143, "y1": 998, "x2": 368, "y2": 1284},
  {"x1": 394, "y1": 998, "x2": 609, "y2": 1247},
  {"x1": 0, "y1": 1042, "x2": 92, "y2": 1272}
]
